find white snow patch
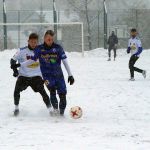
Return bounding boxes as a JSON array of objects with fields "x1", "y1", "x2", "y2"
[{"x1": 0, "y1": 48, "x2": 150, "y2": 150}]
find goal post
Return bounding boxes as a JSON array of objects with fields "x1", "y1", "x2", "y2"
[{"x1": 0, "y1": 22, "x2": 84, "y2": 56}]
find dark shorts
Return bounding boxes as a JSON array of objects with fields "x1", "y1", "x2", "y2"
[
  {"x1": 15, "y1": 76, "x2": 44, "y2": 93},
  {"x1": 43, "y1": 75, "x2": 67, "y2": 94}
]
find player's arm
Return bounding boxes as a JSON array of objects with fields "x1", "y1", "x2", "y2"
[
  {"x1": 134, "y1": 40, "x2": 143, "y2": 56},
  {"x1": 18, "y1": 48, "x2": 40, "y2": 67},
  {"x1": 60, "y1": 46, "x2": 75, "y2": 85},
  {"x1": 26, "y1": 48, "x2": 40, "y2": 61},
  {"x1": 127, "y1": 40, "x2": 131, "y2": 54},
  {"x1": 19, "y1": 59, "x2": 36, "y2": 67},
  {"x1": 62, "y1": 59, "x2": 72, "y2": 77},
  {"x1": 12, "y1": 49, "x2": 21, "y2": 61},
  {"x1": 10, "y1": 49, "x2": 21, "y2": 77}
]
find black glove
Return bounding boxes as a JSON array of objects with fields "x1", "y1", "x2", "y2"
[
  {"x1": 68, "y1": 76, "x2": 75, "y2": 85},
  {"x1": 10, "y1": 59, "x2": 20, "y2": 69},
  {"x1": 13, "y1": 68, "x2": 19, "y2": 77},
  {"x1": 127, "y1": 50, "x2": 130, "y2": 54},
  {"x1": 11, "y1": 63, "x2": 21, "y2": 69},
  {"x1": 10, "y1": 59, "x2": 19, "y2": 77}
]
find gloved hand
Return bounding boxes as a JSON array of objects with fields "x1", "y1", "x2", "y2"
[
  {"x1": 11, "y1": 63, "x2": 21, "y2": 69},
  {"x1": 68, "y1": 76, "x2": 75, "y2": 85},
  {"x1": 127, "y1": 49, "x2": 130, "y2": 54},
  {"x1": 13, "y1": 68, "x2": 19, "y2": 77}
]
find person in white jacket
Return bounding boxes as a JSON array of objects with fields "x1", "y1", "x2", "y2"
[
  {"x1": 127, "y1": 28, "x2": 146, "y2": 81},
  {"x1": 10, "y1": 33, "x2": 52, "y2": 116}
]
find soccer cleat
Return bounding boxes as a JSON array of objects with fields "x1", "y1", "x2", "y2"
[
  {"x1": 107, "y1": 58, "x2": 111, "y2": 61},
  {"x1": 60, "y1": 109, "x2": 65, "y2": 116},
  {"x1": 53, "y1": 109, "x2": 59, "y2": 116},
  {"x1": 129, "y1": 78, "x2": 135, "y2": 81},
  {"x1": 14, "y1": 109, "x2": 19, "y2": 116},
  {"x1": 142, "y1": 70, "x2": 146, "y2": 79},
  {"x1": 48, "y1": 107, "x2": 54, "y2": 116}
]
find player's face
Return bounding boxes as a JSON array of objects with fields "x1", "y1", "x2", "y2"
[
  {"x1": 44, "y1": 35, "x2": 54, "y2": 46},
  {"x1": 131, "y1": 31, "x2": 137, "y2": 37},
  {"x1": 28, "y1": 39, "x2": 38, "y2": 49}
]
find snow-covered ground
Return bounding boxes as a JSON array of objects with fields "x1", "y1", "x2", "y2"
[{"x1": 0, "y1": 48, "x2": 150, "y2": 150}]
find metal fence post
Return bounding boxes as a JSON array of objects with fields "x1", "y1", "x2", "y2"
[{"x1": 3, "y1": 0, "x2": 7, "y2": 49}]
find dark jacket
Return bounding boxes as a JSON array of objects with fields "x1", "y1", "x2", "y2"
[{"x1": 108, "y1": 34, "x2": 118, "y2": 47}]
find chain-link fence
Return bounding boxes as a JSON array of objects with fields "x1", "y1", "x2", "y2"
[
  {"x1": 82, "y1": 9, "x2": 150, "y2": 50},
  {"x1": 0, "y1": 10, "x2": 83, "y2": 52},
  {"x1": 107, "y1": 9, "x2": 150, "y2": 49},
  {"x1": 0, "y1": 9, "x2": 150, "y2": 51}
]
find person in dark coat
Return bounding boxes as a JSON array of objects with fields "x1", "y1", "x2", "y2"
[{"x1": 107, "y1": 31, "x2": 118, "y2": 61}]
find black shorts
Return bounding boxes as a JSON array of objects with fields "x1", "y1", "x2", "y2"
[{"x1": 15, "y1": 76, "x2": 44, "y2": 93}]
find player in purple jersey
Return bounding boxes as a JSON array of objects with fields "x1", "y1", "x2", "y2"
[{"x1": 27, "y1": 30, "x2": 75, "y2": 116}]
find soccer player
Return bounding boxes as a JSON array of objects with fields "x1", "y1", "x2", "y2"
[
  {"x1": 127, "y1": 28, "x2": 146, "y2": 81},
  {"x1": 27, "y1": 30, "x2": 75, "y2": 116},
  {"x1": 10, "y1": 33, "x2": 52, "y2": 116},
  {"x1": 107, "y1": 31, "x2": 118, "y2": 61}
]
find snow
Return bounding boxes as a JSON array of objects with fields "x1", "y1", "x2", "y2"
[{"x1": 0, "y1": 48, "x2": 150, "y2": 150}]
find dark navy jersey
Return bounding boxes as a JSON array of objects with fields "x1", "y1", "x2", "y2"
[{"x1": 31, "y1": 43, "x2": 67, "y2": 77}]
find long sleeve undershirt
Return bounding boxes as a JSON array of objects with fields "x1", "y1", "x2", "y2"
[{"x1": 62, "y1": 58, "x2": 72, "y2": 76}]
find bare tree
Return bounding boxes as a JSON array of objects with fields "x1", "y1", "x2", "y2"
[{"x1": 67, "y1": 0, "x2": 95, "y2": 50}]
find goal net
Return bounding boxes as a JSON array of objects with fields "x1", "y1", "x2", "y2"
[{"x1": 0, "y1": 22, "x2": 84, "y2": 56}]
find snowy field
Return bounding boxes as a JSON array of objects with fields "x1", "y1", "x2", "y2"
[{"x1": 0, "y1": 48, "x2": 150, "y2": 150}]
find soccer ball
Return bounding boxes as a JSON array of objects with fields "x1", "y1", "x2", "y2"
[{"x1": 70, "y1": 106, "x2": 82, "y2": 119}]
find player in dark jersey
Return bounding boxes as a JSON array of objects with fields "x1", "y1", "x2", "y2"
[{"x1": 27, "y1": 30, "x2": 75, "y2": 116}]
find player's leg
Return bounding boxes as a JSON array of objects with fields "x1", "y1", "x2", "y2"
[
  {"x1": 56, "y1": 77, "x2": 67, "y2": 116},
  {"x1": 30, "y1": 76, "x2": 53, "y2": 115},
  {"x1": 59, "y1": 93, "x2": 67, "y2": 116},
  {"x1": 49, "y1": 87, "x2": 58, "y2": 109},
  {"x1": 132, "y1": 58, "x2": 146, "y2": 78},
  {"x1": 108, "y1": 47, "x2": 111, "y2": 61},
  {"x1": 113, "y1": 47, "x2": 117, "y2": 61},
  {"x1": 30, "y1": 76, "x2": 51, "y2": 108},
  {"x1": 129, "y1": 56, "x2": 136, "y2": 80},
  {"x1": 14, "y1": 76, "x2": 29, "y2": 116},
  {"x1": 43, "y1": 76, "x2": 59, "y2": 115},
  {"x1": 129, "y1": 55, "x2": 141, "y2": 80}
]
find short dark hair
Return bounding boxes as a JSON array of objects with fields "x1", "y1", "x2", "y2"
[
  {"x1": 29, "y1": 33, "x2": 38, "y2": 40},
  {"x1": 44, "y1": 30, "x2": 55, "y2": 37},
  {"x1": 131, "y1": 28, "x2": 137, "y2": 32}
]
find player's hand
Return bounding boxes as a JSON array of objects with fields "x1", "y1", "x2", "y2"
[
  {"x1": 11, "y1": 63, "x2": 21, "y2": 69},
  {"x1": 127, "y1": 50, "x2": 130, "y2": 54},
  {"x1": 13, "y1": 69, "x2": 19, "y2": 77},
  {"x1": 68, "y1": 76, "x2": 75, "y2": 85}
]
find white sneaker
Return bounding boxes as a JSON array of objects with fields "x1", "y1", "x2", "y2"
[
  {"x1": 142, "y1": 70, "x2": 146, "y2": 79},
  {"x1": 129, "y1": 78, "x2": 135, "y2": 81}
]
